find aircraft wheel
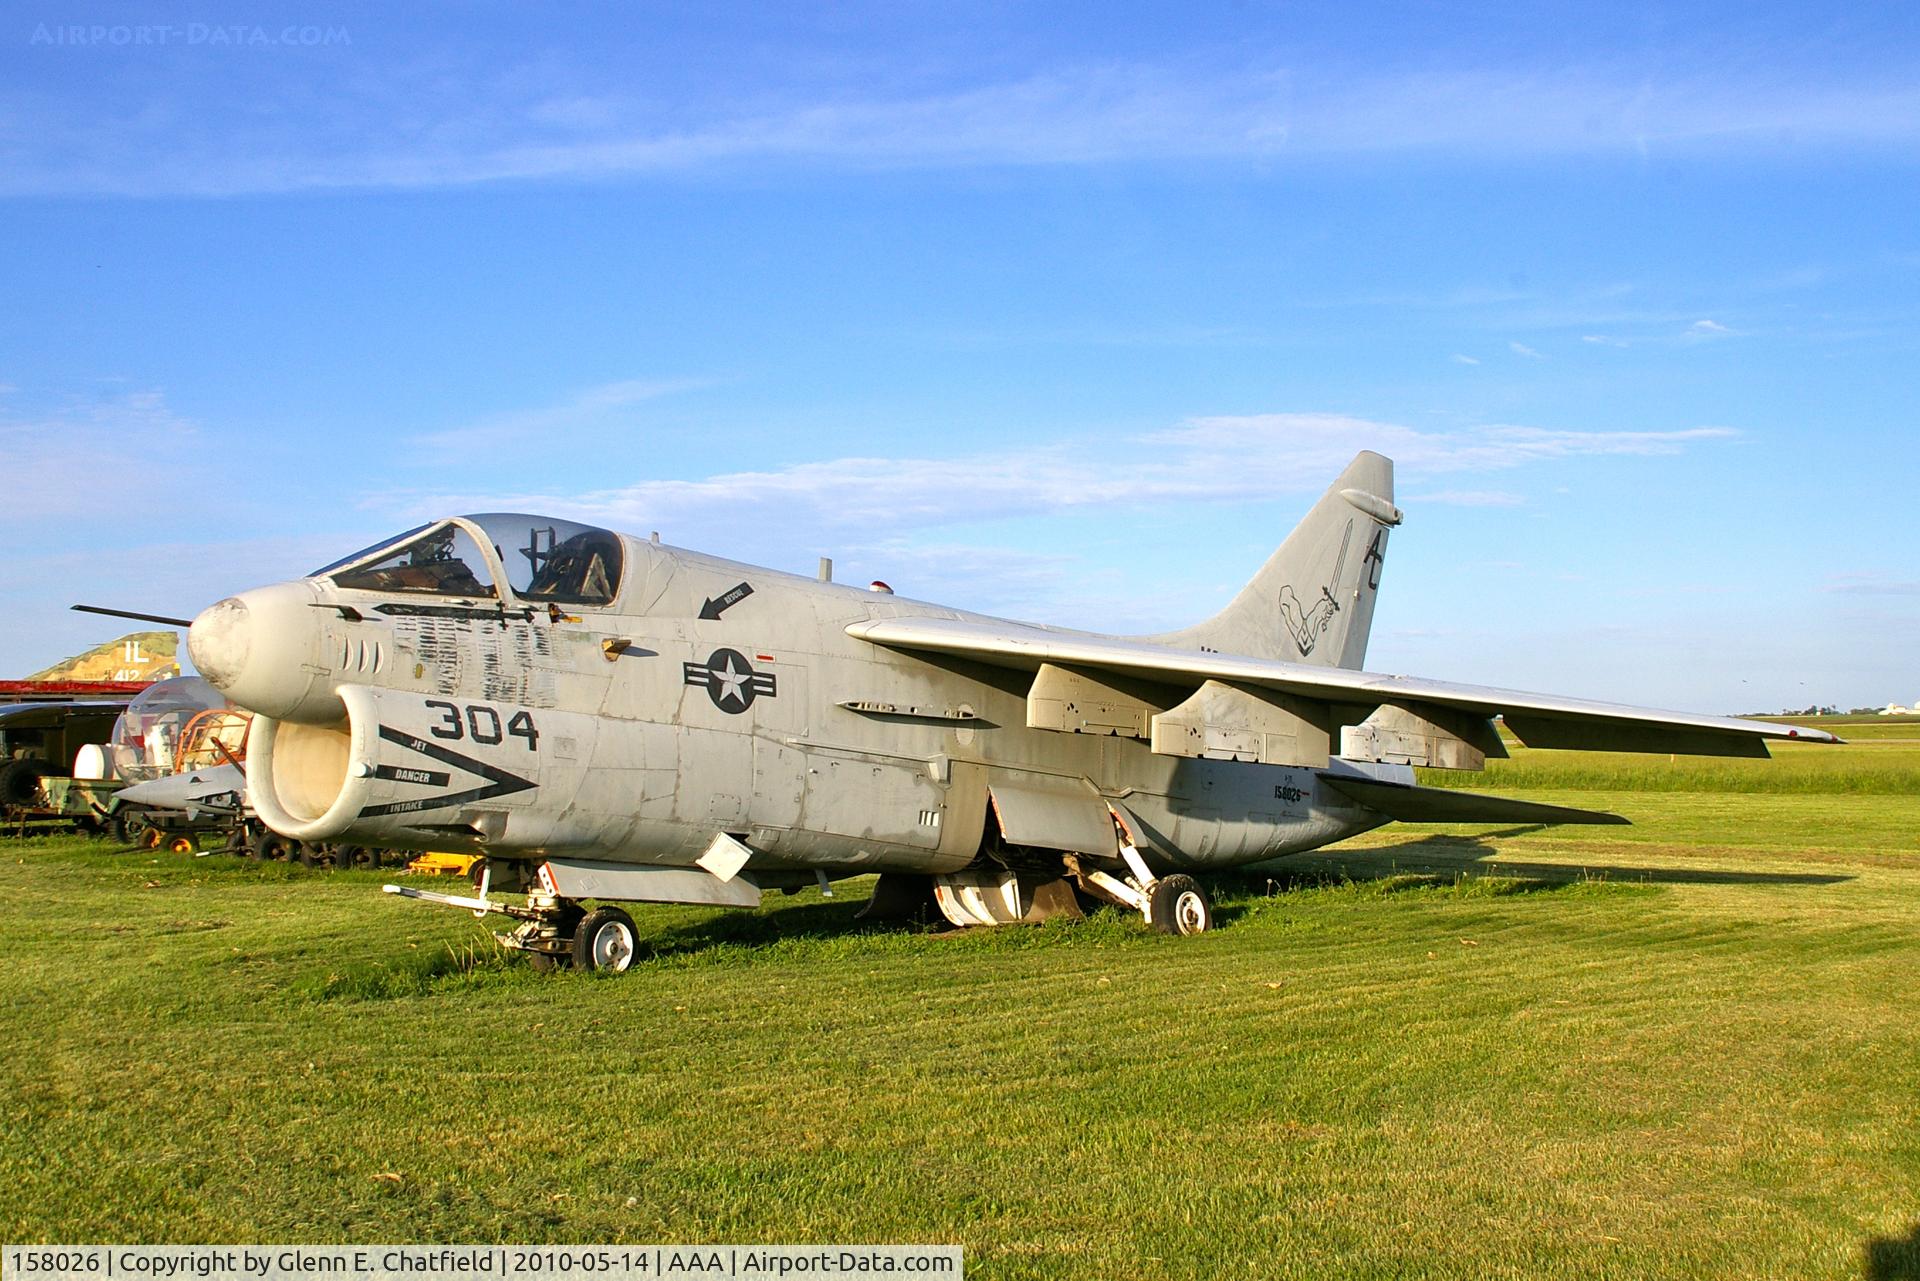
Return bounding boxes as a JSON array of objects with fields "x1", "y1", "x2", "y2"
[
  {"x1": 570, "y1": 907, "x2": 639, "y2": 973},
  {"x1": 341, "y1": 845, "x2": 377, "y2": 870},
  {"x1": 250, "y1": 827, "x2": 292, "y2": 862},
  {"x1": 1149, "y1": 875, "x2": 1213, "y2": 936},
  {"x1": 0, "y1": 758, "x2": 50, "y2": 808}
]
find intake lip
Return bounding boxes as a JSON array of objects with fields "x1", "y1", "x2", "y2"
[{"x1": 247, "y1": 701, "x2": 368, "y2": 843}]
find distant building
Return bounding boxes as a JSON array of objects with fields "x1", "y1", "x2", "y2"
[{"x1": 1880, "y1": 702, "x2": 1916, "y2": 716}]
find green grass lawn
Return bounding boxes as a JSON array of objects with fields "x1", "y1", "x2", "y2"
[
  {"x1": 5, "y1": 725, "x2": 1919, "y2": 1278},
  {"x1": 1418, "y1": 715, "x2": 1920, "y2": 795}
]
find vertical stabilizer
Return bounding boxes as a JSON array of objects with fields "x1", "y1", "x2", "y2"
[{"x1": 1150, "y1": 451, "x2": 1400, "y2": 669}]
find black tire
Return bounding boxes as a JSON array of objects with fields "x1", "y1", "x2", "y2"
[
  {"x1": 340, "y1": 845, "x2": 377, "y2": 870},
  {"x1": 1149, "y1": 874, "x2": 1213, "y2": 936},
  {"x1": 0, "y1": 758, "x2": 50, "y2": 808},
  {"x1": 296, "y1": 842, "x2": 325, "y2": 869},
  {"x1": 570, "y1": 906, "x2": 639, "y2": 973},
  {"x1": 249, "y1": 826, "x2": 292, "y2": 862}
]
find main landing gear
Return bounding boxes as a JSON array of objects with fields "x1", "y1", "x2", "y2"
[
  {"x1": 1066, "y1": 839, "x2": 1216, "y2": 937},
  {"x1": 1147, "y1": 874, "x2": 1213, "y2": 936},
  {"x1": 934, "y1": 810, "x2": 1217, "y2": 936}
]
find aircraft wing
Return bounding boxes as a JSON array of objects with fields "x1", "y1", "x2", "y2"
[{"x1": 846, "y1": 616, "x2": 1839, "y2": 755}]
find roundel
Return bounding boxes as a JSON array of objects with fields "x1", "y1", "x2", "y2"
[{"x1": 682, "y1": 647, "x2": 778, "y2": 713}]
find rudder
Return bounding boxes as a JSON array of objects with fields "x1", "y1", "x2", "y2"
[{"x1": 1151, "y1": 451, "x2": 1400, "y2": 669}]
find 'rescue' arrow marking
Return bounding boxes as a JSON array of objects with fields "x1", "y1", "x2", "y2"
[
  {"x1": 698, "y1": 582, "x2": 754, "y2": 621},
  {"x1": 362, "y1": 725, "x2": 536, "y2": 818}
]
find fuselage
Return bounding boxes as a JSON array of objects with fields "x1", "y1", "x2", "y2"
[{"x1": 190, "y1": 515, "x2": 1393, "y2": 882}]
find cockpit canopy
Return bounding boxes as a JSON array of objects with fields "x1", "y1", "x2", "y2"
[
  {"x1": 109, "y1": 675, "x2": 229, "y2": 783},
  {"x1": 313, "y1": 514, "x2": 624, "y2": 607}
]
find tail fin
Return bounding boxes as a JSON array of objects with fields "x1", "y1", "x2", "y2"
[{"x1": 1151, "y1": 451, "x2": 1400, "y2": 669}]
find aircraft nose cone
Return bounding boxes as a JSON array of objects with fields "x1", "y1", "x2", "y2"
[
  {"x1": 184, "y1": 581, "x2": 340, "y2": 722},
  {"x1": 188, "y1": 597, "x2": 253, "y2": 692}
]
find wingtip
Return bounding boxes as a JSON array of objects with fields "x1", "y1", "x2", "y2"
[{"x1": 1777, "y1": 725, "x2": 1844, "y2": 745}]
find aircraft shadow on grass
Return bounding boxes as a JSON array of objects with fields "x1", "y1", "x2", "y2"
[
  {"x1": 625, "y1": 877, "x2": 1270, "y2": 956},
  {"x1": 534, "y1": 817, "x2": 1860, "y2": 963},
  {"x1": 1865, "y1": 1222, "x2": 1920, "y2": 1281},
  {"x1": 618, "y1": 819, "x2": 1859, "y2": 960},
  {"x1": 1282, "y1": 826, "x2": 1853, "y2": 889}
]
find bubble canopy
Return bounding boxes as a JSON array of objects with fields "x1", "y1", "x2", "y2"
[{"x1": 313, "y1": 515, "x2": 624, "y2": 607}]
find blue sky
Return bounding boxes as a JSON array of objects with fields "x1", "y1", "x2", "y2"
[{"x1": 1, "y1": 1, "x2": 1915, "y2": 712}]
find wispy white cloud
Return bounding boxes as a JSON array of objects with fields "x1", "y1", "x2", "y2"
[
  {"x1": 389, "y1": 410, "x2": 1735, "y2": 542},
  {"x1": 1581, "y1": 318, "x2": 1747, "y2": 348},
  {"x1": 1508, "y1": 341, "x2": 1546, "y2": 360},
  {"x1": 0, "y1": 389, "x2": 199, "y2": 520},
  {"x1": 1406, "y1": 490, "x2": 1528, "y2": 507},
  {"x1": 9, "y1": 61, "x2": 1920, "y2": 196},
  {"x1": 1823, "y1": 573, "x2": 1920, "y2": 597},
  {"x1": 409, "y1": 377, "x2": 711, "y2": 453},
  {"x1": 1450, "y1": 353, "x2": 1481, "y2": 365}
]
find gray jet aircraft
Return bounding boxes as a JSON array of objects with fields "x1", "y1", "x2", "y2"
[{"x1": 172, "y1": 451, "x2": 1834, "y2": 971}]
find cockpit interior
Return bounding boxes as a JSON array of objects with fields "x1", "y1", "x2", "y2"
[{"x1": 314, "y1": 514, "x2": 625, "y2": 608}]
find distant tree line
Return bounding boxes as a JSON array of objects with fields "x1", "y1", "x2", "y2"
[{"x1": 1745, "y1": 706, "x2": 1913, "y2": 717}]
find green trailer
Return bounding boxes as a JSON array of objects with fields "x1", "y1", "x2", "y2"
[{"x1": 0, "y1": 700, "x2": 130, "y2": 833}]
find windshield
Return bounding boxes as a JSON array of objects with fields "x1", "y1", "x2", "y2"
[
  {"x1": 464, "y1": 514, "x2": 623, "y2": 606},
  {"x1": 328, "y1": 523, "x2": 497, "y2": 598},
  {"x1": 310, "y1": 524, "x2": 431, "y2": 576}
]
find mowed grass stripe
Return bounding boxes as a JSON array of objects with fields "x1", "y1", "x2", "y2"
[
  {"x1": 6, "y1": 784, "x2": 1920, "y2": 1278},
  {"x1": 1417, "y1": 714, "x2": 1920, "y2": 795}
]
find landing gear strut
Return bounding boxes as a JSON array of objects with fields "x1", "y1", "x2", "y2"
[
  {"x1": 382, "y1": 874, "x2": 644, "y2": 973},
  {"x1": 1069, "y1": 814, "x2": 1216, "y2": 936}
]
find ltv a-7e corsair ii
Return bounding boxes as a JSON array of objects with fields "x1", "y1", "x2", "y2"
[{"x1": 171, "y1": 452, "x2": 1833, "y2": 971}]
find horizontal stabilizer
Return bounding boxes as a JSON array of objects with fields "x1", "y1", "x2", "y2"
[{"x1": 1322, "y1": 774, "x2": 1629, "y2": 826}]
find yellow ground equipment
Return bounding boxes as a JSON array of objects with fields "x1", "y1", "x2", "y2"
[{"x1": 405, "y1": 852, "x2": 483, "y2": 877}]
